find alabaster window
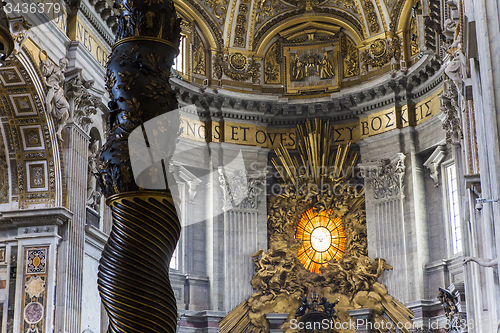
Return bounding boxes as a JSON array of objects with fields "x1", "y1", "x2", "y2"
[
  {"x1": 296, "y1": 208, "x2": 346, "y2": 274},
  {"x1": 170, "y1": 247, "x2": 179, "y2": 270},
  {"x1": 446, "y1": 163, "x2": 462, "y2": 254},
  {"x1": 173, "y1": 35, "x2": 186, "y2": 75}
]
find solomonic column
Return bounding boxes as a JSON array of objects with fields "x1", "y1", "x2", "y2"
[{"x1": 96, "y1": 0, "x2": 182, "y2": 332}]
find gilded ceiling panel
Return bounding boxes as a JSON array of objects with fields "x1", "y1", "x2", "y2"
[{"x1": 0, "y1": 54, "x2": 63, "y2": 209}]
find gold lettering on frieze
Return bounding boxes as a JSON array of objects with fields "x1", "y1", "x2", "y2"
[
  {"x1": 360, "y1": 107, "x2": 397, "y2": 138},
  {"x1": 177, "y1": 89, "x2": 442, "y2": 148},
  {"x1": 414, "y1": 89, "x2": 442, "y2": 125},
  {"x1": 75, "y1": 17, "x2": 111, "y2": 67},
  {"x1": 179, "y1": 116, "x2": 210, "y2": 142}
]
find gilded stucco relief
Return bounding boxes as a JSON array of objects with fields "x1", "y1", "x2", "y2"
[
  {"x1": 0, "y1": 54, "x2": 62, "y2": 209},
  {"x1": 220, "y1": 120, "x2": 414, "y2": 333},
  {"x1": 174, "y1": 0, "x2": 418, "y2": 95}
]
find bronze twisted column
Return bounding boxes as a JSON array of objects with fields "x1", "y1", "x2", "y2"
[{"x1": 97, "y1": 0, "x2": 182, "y2": 332}]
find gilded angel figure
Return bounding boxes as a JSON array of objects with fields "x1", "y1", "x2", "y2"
[
  {"x1": 291, "y1": 54, "x2": 305, "y2": 81},
  {"x1": 320, "y1": 52, "x2": 335, "y2": 79}
]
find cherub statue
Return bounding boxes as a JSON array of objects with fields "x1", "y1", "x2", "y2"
[{"x1": 39, "y1": 52, "x2": 70, "y2": 141}]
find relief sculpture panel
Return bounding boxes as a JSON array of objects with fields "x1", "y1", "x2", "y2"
[{"x1": 285, "y1": 42, "x2": 340, "y2": 94}]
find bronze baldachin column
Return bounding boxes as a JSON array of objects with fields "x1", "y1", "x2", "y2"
[{"x1": 97, "y1": 0, "x2": 182, "y2": 332}]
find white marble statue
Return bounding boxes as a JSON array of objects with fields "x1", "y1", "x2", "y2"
[
  {"x1": 463, "y1": 256, "x2": 498, "y2": 268},
  {"x1": 86, "y1": 140, "x2": 100, "y2": 211},
  {"x1": 39, "y1": 52, "x2": 70, "y2": 141}
]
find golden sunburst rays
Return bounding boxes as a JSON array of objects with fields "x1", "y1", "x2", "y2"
[
  {"x1": 271, "y1": 119, "x2": 360, "y2": 191},
  {"x1": 296, "y1": 208, "x2": 346, "y2": 273}
]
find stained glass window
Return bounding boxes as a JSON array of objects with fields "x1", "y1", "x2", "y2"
[{"x1": 296, "y1": 208, "x2": 346, "y2": 274}]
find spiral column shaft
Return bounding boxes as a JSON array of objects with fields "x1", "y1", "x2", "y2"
[
  {"x1": 98, "y1": 192, "x2": 180, "y2": 333},
  {"x1": 96, "y1": 0, "x2": 182, "y2": 331}
]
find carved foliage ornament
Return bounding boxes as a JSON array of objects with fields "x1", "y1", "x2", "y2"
[
  {"x1": 362, "y1": 0, "x2": 380, "y2": 34},
  {"x1": 255, "y1": 0, "x2": 281, "y2": 24},
  {"x1": 213, "y1": 53, "x2": 261, "y2": 84},
  {"x1": 341, "y1": 35, "x2": 360, "y2": 77},
  {"x1": 65, "y1": 72, "x2": 105, "y2": 132},
  {"x1": 218, "y1": 169, "x2": 263, "y2": 210},
  {"x1": 360, "y1": 37, "x2": 401, "y2": 69},
  {"x1": 203, "y1": 0, "x2": 229, "y2": 22},
  {"x1": 192, "y1": 30, "x2": 206, "y2": 76},
  {"x1": 365, "y1": 154, "x2": 406, "y2": 200},
  {"x1": 233, "y1": 0, "x2": 249, "y2": 47},
  {"x1": 0, "y1": 137, "x2": 8, "y2": 203},
  {"x1": 264, "y1": 41, "x2": 281, "y2": 84}
]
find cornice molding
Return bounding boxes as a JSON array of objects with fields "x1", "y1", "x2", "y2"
[
  {"x1": 79, "y1": 0, "x2": 115, "y2": 48},
  {"x1": 172, "y1": 53, "x2": 444, "y2": 125},
  {"x1": 0, "y1": 207, "x2": 73, "y2": 229}
]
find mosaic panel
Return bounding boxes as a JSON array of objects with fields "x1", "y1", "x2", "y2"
[
  {"x1": 0, "y1": 67, "x2": 25, "y2": 86},
  {"x1": 22, "y1": 247, "x2": 48, "y2": 333},
  {"x1": 26, "y1": 248, "x2": 47, "y2": 275}
]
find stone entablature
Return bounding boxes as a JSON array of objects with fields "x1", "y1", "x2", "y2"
[{"x1": 172, "y1": 53, "x2": 444, "y2": 149}]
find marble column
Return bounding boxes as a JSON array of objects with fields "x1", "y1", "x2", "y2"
[
  {"x1": 360, "y1": 152, "x2": 411, "y2": 303},
  {"x1": 55, "y1": 123, "x2": 89, "y2": 333},
  {"x1": 464, "y1": 0, "x2": 500, "y2": 326},
  {"x1": 408, "y1": 127, "x2": 431, "y2": 300},
  {"x1": 207, "y1": 143, "x2": 269, "y2": 312}
]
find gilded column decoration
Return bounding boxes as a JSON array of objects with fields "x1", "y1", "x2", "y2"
[
  {"x1": 264, "y1": 41, "x2": 281, "y2": 84},
  {"x1": 97, "y1": 0, "x2": 182, "y2": 331},
  {"x1": 192, "y1": 30, "x2": 206, "y2": 76},
  {"x1": 362, "y1": 0, "x2": 380, "y2": 34},
  {"x1": 220, "y1": 120, "x2": 414, "y2": 333},
  {"x1": 360, "y1": 37, "x2": 401, "y2": 69},
  {"x1": 410, "y1": 15, "x2": 420, "y2": 57},
  {"x1": 437, "y1": 286, "x2": 467, "y2": 333},
  {"x1": 341, "y1": 35, "x2": 360, "y2": 77},
  {"x1": 234, "y1": 0, "x2": 250, "y2": 47}
]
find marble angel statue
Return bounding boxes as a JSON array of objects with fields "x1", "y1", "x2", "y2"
[{"x1": 39, "y1": 51, "x2": 70, "y2": 141}]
